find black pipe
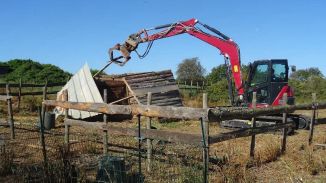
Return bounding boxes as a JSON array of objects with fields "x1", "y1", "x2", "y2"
[{"x1": 198, "y1": 21, "x2": 230, "y2": 40}]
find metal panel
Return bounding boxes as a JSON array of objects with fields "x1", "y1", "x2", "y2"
[{"x1": 55, "y1": 64, "x2": 104, "y2": 119}]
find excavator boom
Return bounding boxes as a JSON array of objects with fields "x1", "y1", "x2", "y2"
[{"x1": 109, "y1": 18, "x2": 244, "y2": 98}]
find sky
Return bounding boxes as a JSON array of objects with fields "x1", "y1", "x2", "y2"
[{"x1": 0, "y1": 0, "x2": 325, "y2": 76}]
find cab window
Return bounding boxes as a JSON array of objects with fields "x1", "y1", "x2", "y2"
[
  {"x1": 272, "y1": 63, "x2": 287, "y2": 82},
  {"x1": 251, "y1": 64, "x2": 268, "y2": 86}
]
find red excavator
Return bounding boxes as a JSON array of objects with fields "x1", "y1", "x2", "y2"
[{"x1": 108, "y1": 18, "x2": 309, "y2": 129}]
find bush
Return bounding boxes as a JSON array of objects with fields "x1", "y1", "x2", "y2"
[{"x1": 206, "y1": 79, "x2": 230, "y2": 105}]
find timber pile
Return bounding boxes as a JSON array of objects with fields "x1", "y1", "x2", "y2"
[{"x1": 98, "y1": 70, "x2": 183, "y2": 107}]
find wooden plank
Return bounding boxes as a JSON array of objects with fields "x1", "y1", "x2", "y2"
[
  {"x1": 122, "y1": 78, "x2": 141, "y2": 104},
  {"x1": 208, "y1": 101, "x2": 326, "y2": 121},
  {"x1": 0, "y1": 95, "x2": 11, "y2": 101},
  {"x1": 56, "y1": 64, "x2": 104, "y2": 119},
  {"x1": 45, "y1": 100, "x2": 207, "y2": 120},
  {"x1": 133, "y1": 85, "x2": 179, "y2": 96},
  {"x1": 44, "y1": 100, "x2": 326, "y2": 122},
  {"x1": 209, "y1": 122, "x2": 294, "y2": 144}
]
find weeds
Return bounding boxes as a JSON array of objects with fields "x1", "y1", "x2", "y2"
[{"x1": 0, "y1": 148, "x2": 14, "y2": 176}]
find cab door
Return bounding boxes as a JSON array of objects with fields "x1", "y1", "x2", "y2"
[{"x1": 247, "y1": 61, "x2": 272, "y2": 105}]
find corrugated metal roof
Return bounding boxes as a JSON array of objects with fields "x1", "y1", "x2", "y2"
[{"x1": 55, "y1": 64, "x2": 104, "y2": 119}]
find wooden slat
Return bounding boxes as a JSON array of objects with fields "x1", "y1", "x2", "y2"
[
  {"x1": 133, "y1": 85, "x2": 179, "y2": 96},
  {"x1": 0, "y1": 95, "x2": 11, "y2": 101},
  {"x1": 209, "y1": 122, "x2": 294, "y2": 144}
]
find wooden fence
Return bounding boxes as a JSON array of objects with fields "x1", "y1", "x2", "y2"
[
  {"x1": 0, "y1": 80, "x2": 65, "y2": 111},
  {"x1": 41, "y1": 90, "x2": 324, "y2": 183}
]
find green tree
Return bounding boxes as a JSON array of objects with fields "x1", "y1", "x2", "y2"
[
  {"x1": 289, "y1": 67, "x2": 326, "y2": 103},
  {"x1": 206, "y1": 64, "x2": 249, "y2": 84},
  {"x1": 206, "y1": 79, "x2": 229, "y2": 105},
  {"x1": 0, "y1": 59, "x2": 71, "y2": 83},
  {"x1": 290, "y1": 67, "x2": 324, "y2": 81},
  {"x1": 176, "y1": 57, "x2": 206, "y2": 83}
]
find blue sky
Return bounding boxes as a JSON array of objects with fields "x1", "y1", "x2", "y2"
[{"x1": 0, "y1": 0, "x2": 325, "y2": 76}]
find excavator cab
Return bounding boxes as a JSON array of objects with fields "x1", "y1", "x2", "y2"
[{"x1": 245, "y1": 59, "x2": 295, "y2": 107}]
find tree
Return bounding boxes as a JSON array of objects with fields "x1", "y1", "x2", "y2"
[
  {"x1": 0, "y1": 59, "x2": 71, "y2": 83},
  {"x1": 206, "y1": 64, "x2": 249, "y2": 84},
  {"x1": 176, "y1": 57, "x2": 206, "y2": 83},
  {"x1": 290, "y1": 67, "x2": 324, "y2": 81},
  {"x1": 206, "y1": 64, "x2": 227, "y2": 84}
]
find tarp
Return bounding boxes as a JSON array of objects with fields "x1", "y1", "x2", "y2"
[{"x1": 54, "y1": 64, "x2": 104, "y2": 119}]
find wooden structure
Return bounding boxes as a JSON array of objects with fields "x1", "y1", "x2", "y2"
[
  {"x1": 56, "y1": 64, "x2": 103, "y2": 119},
  {"x1": 96, "y1": 70, "x2": 183, "y2": 107}
]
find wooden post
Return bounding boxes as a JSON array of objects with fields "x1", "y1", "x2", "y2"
[
  {"x1": 196, "y1": 81, "x2": 199, "y2": 91},
  {"x1": 281, "y1": 93, "x2": 288, "y2": 153},
  {"x1": 190, "y1": 80, "x2": 193, "y2": 94},
  {"x1": 137, "y1": 114, "x2": 142, "y2": 182},
  {"x1": 202, "y1": 80, "x2": 205, "y2": 90},
  {"x1": 38, "y1": 106, "x2": 48, "y2": 172},
  {"x1": 41, "y1": 83, "x2": 48, "y2": 128},
  {"x1": 249, "y1": 92, "x2": 257, "y2": 158},
  {"x1": 146, "y1": 92, "x2": 152, "y2": 172},
  {"x1": 6, "y1": 84, "x2": 14, "y2": 139},
  {"x1": 63, "y1": 90, "x2": 70, "y2": 146},
  {"x1": 18, "y1": 78, "x2": 22, "y2": 112},
  {"x1": 309, "y1": 93, "x2": 317, "y2": 145},
  {"x1": 103, "y1": 89, "x2": 108, "y2": 154},
  {"x1": 202, "y1": 93, "x2": 209, "y2": 183}
]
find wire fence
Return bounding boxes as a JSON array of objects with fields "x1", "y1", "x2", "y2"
[{"x1": 0, "y1": 117, "x2": 206, "y2": 182}]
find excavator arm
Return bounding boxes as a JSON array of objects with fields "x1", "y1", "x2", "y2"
[{"x1": 109, "y1": 18, "x2": 244, "y2": 96}]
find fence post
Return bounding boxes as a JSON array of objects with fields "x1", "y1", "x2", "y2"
[
  {"x1": 190, "y1": 80, "x2": 193, "y2": 94},
  {"x1": 202, "y1": 93, "x2": 209, "y2": 183},
  {"x1": 281, "y1": 93, "x2": 288, "y2": 153},
  {"x1": 6, "y1": 84, "x2": 14, "y2": 139},
  {"x1": 146, "y1": 92, "x2": 152, "y2": 172},
  {"x1": 202, "y1": 80, "x2": 205, "y2": 90},
  {"x1": 249, "y1": 92, "x2": 257, "y2": 158},
  {"x1": 38, "y1": 106, "x2": 48, "y2": 174},
  {"x1": 18, "y1": 78, "x2": 22, "y2": 112},
  {"x1": 309, "y1": 93, "x2": 317, "y2": 145},
  {"x1": 63, "y1": 90, "x2": 70, "y2": 148},
  {"x1": 196, "y1": 81, "x2": 199, "y2": 91},
  {"x1": 103, "y1": 89, "x2": 108, "y2": 154},
  {"x1": 137, "y1": 114, "x2": 142, "y2": 182}
]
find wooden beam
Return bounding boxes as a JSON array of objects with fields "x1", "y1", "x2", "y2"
[
  {"x1": 0, "y1": 95, "x2": 11, "y2": 101},
  {"x1": 43, "y1": 100, "x2": 207, "y2": 120},
  {"x1": 209, "y1": 122, "x2": 294, "y2": 144},
  {"x1": 208, "y1": 102, "x2": 326, "y2": 121},
  {"x1": 108, "y1": 95, "x2": 134, "y2": 105}
]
